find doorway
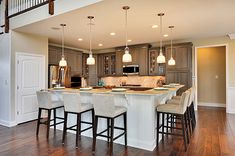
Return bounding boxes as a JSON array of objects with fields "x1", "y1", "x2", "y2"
[
  {"x1": 195, "y1": 45, "x2": 228, "y2": 110},
  {"x1": 16, "y1": 53, "x2": 45, "y2": 124}
]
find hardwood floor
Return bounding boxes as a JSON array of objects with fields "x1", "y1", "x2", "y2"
[{"x1": 0, "y1": 107, "x2": 235, "y2": 156}]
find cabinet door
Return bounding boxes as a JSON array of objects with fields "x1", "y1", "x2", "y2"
[
  {"x1": 166, "y1": 71, "x2": 177, "y2": 84},
  {"x1": 138, "y1": 47, "x2": 148, "y2": 75},
  {"x1": 177, "y1": 71, "x2": 191, "y2": 94},
  {"x1": 65, "y1": 51, "x2": 76, "y2": 72},
  {"x1": 82, "y1": 54, "x2": 89, "y2": 77},
  {"x1": 74, "y1": 53, "x2": 83, "y2": 75},
  {"x1": 49, "y1": 49, "x2": 60, "y2": 65},
  {"x1": 110, "y1": 54, "x2": 116, "y2": 75},
  {"x1": 175, "y1": 46, "x2": 190, "y2": 70},
  {"x1": 97, "y1": 54, "x2": 104, "y2": 77},
  {"x1": 115, "y1": 50, "x2": 123, "y2": 76}
]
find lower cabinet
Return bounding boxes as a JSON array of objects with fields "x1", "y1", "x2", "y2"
[{"x1": 166, "y1": 70, "x2": 192, "y2": 94}]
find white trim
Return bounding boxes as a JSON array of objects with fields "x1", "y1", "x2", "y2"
[
  {"x1": 15, "y1": 52, "x2": 46, "y2": 124},
  {"x1": 227, "y1": 87, "x2": 235, "y2": 114},
  {"x1": 0, "y1": 119, "x2": 17, "y2": 127},
  {"x1": 198, "y1": 102, "x2": 226, "y2": 108},
  {"x1": 194, "y1": 44, "x2": 229, "y2": 113}
]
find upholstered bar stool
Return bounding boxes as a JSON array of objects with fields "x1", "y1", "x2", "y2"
[
  {"x1": 36, "y1": 91, "x2": 64, "y2": 139},
  {"x1": 92, "y1": 94, "x2": 127, "y2": 154},
  {"x1": 156, "y1": 90, "x2": 190, "y2": 151},
  {"x1": 62, "y1": 93, "x2": 94, "y2": 148},
  {"x1": 168, "y1": 87, "x2": 196, "y2": 133}
]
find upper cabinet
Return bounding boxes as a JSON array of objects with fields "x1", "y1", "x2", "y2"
[
  {"x1": 165, "y1": 43, "x2": 192, "y2": 71},
  {"x1": 148, "y1": 47, "x2": 166, "y2": 76},
  {"x1": 97, "y1": 53, "x2": 116, "y2": 77},
  {"x1": 48, "y1": 46, "x2": 83, "y2": 76},
  {"x1": 115, "y1": 44, "x2": 149, "y2": 76}
]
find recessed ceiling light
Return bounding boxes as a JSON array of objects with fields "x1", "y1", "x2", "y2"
[
  {"x1": 110, "y1": 32, "x2": 116, "y2": 36},
  {"x1": 163, "y1": 34, "x2": 168, "y2": 37},
  {"x1": 78, "y1": 38, "x2": 83, "y2": 41},
  {"x1": 127, "y1": 39, "x2": 132, "y2": 42},
  {"x1": 152, "y1": 25, "x2": 158, "y2": 28},
  {"x1": 98, "y1": 43, "x2": 103, "y2": 46}
]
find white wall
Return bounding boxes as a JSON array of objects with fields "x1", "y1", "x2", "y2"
[
  {"x1": 10, "y1": 31, "x2": 48, "y2": 124},
  {"x1": 10, "y1": 0, "x2": 103, "y2": 29},
  {"x1": 0, "y1": 33, "x2": 11, "y2": 126}
]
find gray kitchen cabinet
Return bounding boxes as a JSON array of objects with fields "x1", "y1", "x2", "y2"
[
  {"x1": 115, "y1": 50, "x2": 123, "y2": 76},
  {"x1": 97, "y1": 53, "x2": 116, "y2": 77},
  {"x1": 148, "y1": 48, "x2": 166, "y2": 76},
  {"x1": 48, "y1": 46, "x2": 83, "y2": 76},
  {"x1": 165, "y1": 42, "x2": 193, "y2": 93}
]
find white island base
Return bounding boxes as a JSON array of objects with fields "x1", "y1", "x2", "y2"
[{"x1": 50, "y1": 88, "x2": 179, "y2": 151}]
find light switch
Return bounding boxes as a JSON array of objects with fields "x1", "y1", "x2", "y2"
[{"x1": 215, "y1": 75, "x2": 219, "y2": 79}]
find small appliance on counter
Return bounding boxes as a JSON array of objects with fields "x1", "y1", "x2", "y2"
[{"x1": 71, "y1": 76, "x2": 82, "y2": 88}]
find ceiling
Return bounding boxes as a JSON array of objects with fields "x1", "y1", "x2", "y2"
[{"x1": 15, "y1": 0, "x2": 235, "y2": 50}]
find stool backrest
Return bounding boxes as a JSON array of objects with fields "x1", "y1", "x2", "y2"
[
  {"x1": 62, "y1": 93, "x2": 82, "y2": 113},
  {"x1": 36, "y1": 91, "x2": 52, "y2": 109},
  {"x1": 179, "y1": 90, "x2": 190, "y2": 114},
  {"x1": 92, "y1": 94, "x2": 115, "y2": 117},
  {"x1": 188, "y1": 86, "x2": 195, "y2": 106}
]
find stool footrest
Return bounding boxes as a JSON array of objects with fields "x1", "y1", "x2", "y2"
[{"x1": 113, "y1": 132, "x2": 125, "y2": 141}]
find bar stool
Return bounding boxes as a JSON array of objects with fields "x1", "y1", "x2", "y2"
[
  {"x1": 156, "y1": 90, "x2": 190, "y2": 151},
  {"x1": 168, "y1": 87, "x2": 196, "y2": 133},
  {"x1": 92, "y1": 94, "x2": 127, "y2": 154},
  {"x1": 62, "y1": 93, "x2": 94, "y2": 148},
  {"x1": 36, "y1": 91, "x2": 64, "y2": 138}
]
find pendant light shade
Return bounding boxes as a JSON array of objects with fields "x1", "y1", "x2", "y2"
[
  {"x1": 122, "y1": 6, "x2": 132, "y2": 63},
  {"x1": 59, "y1": 24, "x2": 67, "y2": 67},
  {"x1": 87, "y1": 54, "x2": 95, "y2": 65},
  {"x1": 122, "y1": 47, "x2": 132, "y2": 62},
  {"x1": 86, "y1": 16, "x2": 95, "y2": 65},
  {"x1": 168, "y1": 26, "x2": 176, "y2": 66},
  {"x1": 157, "y1": 13, "x2": 166, "y2": 64}
]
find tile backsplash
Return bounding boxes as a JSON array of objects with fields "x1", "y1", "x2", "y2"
[{"x1": 101, "y1": 76, "x2": 165, "y2": 88}]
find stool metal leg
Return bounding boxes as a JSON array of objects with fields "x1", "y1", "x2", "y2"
[
  {"x1": 181, "y1": 115, "x2": 187, "y2": 151},
  {"x1": 53, "y1": 108, "x2": 56, "y2": 131},
  {"x1": 46, "y1": 109, "x2": 51, "y2": 139},
  {"x1": 92, "y1": 116, "x2": 98, "y2": 152},
  {"x1": 110, "y1": 118, "x2": 114, "y2": 155},
  {"x1": 107, "y1": 118, "x2": 110, "y2": 142},
  {"x1": 36, "y1": 108, "x2": 42, "y2": 136},
  {"x1": 76, "y1": 113, "x2": 81, "y2": 148},
  {"x1": 124, "y1": 112, "x2": 127, "y2": 147},
  {"x1": 161, "y1": 113, "x2": 165, "y2": 143},
  {"x1": 62, "y1": 111, "x2": 68, "y2": 144},
  {"x1": 156, "y1": 111, "x2": 160, "y2": 147}
]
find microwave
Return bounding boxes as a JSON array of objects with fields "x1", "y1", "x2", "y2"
[{"x1": 123, "y1": 65, "x2": 139, "y2": 75}]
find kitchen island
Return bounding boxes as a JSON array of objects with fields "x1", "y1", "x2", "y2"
[{"x1": 49, "y1": 86, "x2": 183, "y2": 151}]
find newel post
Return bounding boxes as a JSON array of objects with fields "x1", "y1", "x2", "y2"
[
  {"x1": 5, "y1": 0, "x2": 9, "y2": 33},
  {"x1": 49, "y1": 0, "x2": 54, "y2": 15}
]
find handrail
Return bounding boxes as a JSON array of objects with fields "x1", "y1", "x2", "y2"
[
  {"x1": 8, "y1": 0, "x2": 54, "y2": 18},
  {"x1": 2, "y1": 0, "x2": 54, "y2": 33}
]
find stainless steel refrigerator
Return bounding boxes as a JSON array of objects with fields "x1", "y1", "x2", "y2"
[{"x1": 48, "y1": 65, "x2": 71, "y2": 88}]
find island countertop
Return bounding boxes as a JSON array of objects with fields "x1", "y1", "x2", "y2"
[{"x1": 47, "y1": 85, "x2": 183, "y2": 151}]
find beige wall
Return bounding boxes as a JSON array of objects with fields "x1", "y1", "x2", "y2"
[
  {"x1": 10, "y1": 31, "x2": 48, "y2": 122},
  {"x1": 192, "y1": 36, "x2": 235, "y2": 87},
  {"x1": 197, "y1": 46, "x2": 226, "y2": 104}
]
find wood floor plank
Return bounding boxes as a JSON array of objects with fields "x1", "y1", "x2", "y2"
[{"x1": 0, "y1": 107, "x2": 234, "y2": 156}]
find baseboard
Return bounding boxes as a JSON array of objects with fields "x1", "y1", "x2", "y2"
[
  {"x1": 0, "y1": 119, "x2": 17, "y2": 127},
  {"x1": 198, "y1": 102, "x2": 226, "y2": 108}
]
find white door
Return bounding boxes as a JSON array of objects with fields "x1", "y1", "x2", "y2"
[{"x1": 16, "y1": 53, "x2": 45, "y2": 124}]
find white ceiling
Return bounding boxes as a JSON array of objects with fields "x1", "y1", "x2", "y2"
[{"x1": 15, "y1": 0, "x2": 235, "y2": 50}]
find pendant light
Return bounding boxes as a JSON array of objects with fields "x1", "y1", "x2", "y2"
[
  {"x1": 122, "y1": 6, "x2": 132, "y2": 63},
  {"x1": 168, "y1": 26, "x2": 176, "y2": 66},
  {"x1": 59, "y1": 24, "x2": 67, "y2": 67},
  {"x1": 86, "y1": 16, "x2": 95, "y2": 65},
  {"x1": 157, "y1": 13, "x2": 166, "y2": 64}
]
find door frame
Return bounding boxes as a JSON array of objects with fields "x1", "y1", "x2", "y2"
[
  {"x1": 194, "y1": 44, "x2": 229, "y2": 112},
  {"x1": 15, "y1": 52, "x2": 46, "y2": 124}
]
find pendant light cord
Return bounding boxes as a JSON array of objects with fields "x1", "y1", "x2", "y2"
[
  {"x1": 89, "y1": 18, "x2": 92, "y2": 55},
  {"x1": 125, "y1": 8, "x2": 128, "y2": 48},
  {"x1": 170, "y1": 27, "x2": 173, "y2": 58},
  {"x1": 160, "y1": 15, "x2": 163, "y2": 53},
  {"x1": 62, "y1": 25, "x2": 65, "y2": 58}
]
